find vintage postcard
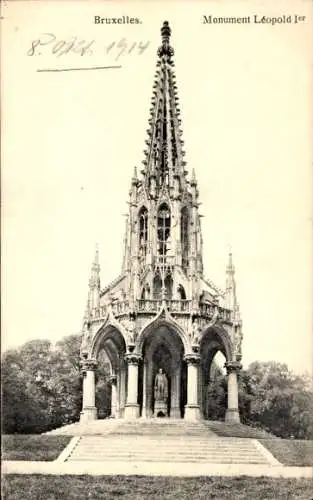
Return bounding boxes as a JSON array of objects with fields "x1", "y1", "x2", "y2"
[{"x1": 2, "y1": 1, "x2": 313, "y2": 497}]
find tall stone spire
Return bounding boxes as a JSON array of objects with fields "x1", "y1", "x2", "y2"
[
  {"x1": 225, "y1": 251, "x2": 241, "y2": 324},
  {"x1": 122, "y1": 21, "x2": 203, "y2": 303},
  {"x1": 88, "y1": 244, "x2": 101, "y2": 311},
  {"x1": 141, "y1": 21, "x2": 188, "y2": 196}
]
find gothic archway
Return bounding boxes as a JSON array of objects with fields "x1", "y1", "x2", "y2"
[
  {"x1": 199, "y1": 325, "x2": 232, "y2": 419},
  {"x1": 90, "y1": 325, "x2": 127, "y2": 418},
  {"x1": 139, "y1": 321, "x2": 185, "y2": 418}
]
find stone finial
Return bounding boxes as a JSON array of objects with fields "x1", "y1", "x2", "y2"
[
  {"x1": 90, "y1": 243, "x2": 100, "y2": 285},
  {"x1": 157, "y1": 21, "x2": 174, "y2": 57},
  {"x1": 161, "y1": 21, "x2": 171, "y2": 45},
  {"x1": 131, "y1": 166, "x2": 138, "y2": 184},
  {"x1": 191, "y1": 168, "x2": 197, "y2": 186}
]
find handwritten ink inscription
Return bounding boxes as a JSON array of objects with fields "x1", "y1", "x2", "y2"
[{"x1": 27, "y1": 33, "x2": 150, "y2": 60}]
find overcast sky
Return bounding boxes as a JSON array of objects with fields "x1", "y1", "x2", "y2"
[{"x1": 2, "y1": 1, "x2": 312, "y2": 376}]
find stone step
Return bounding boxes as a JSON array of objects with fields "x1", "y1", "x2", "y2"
[
  {"x1": 70, "y1": 457, "x2": 269, "y2": 464},
  {"x1": 72, "y1": 442, "x2": 262, "y2": 451},
  {"x1": 71, "y1": 436, "x2": 254, "y2": 444},
  {"x1": 74, "y1": 441, "x2": 260, "y2": 450},
  {"x1": 73, "y1": 448, "x2": 262, "y2": 455},
  {"x1": 71, "y1": 448, "x2": 264, "y2": 456},
  {"x1": 71, "y1": 452, "x2": 266, "y2": 461},
  {"x1": 71, "y1": 450, "x2": 266, "y2": 462}
]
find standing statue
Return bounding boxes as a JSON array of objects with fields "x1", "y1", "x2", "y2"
[
  {"x1": 80, "y1": 321, "x2": 91, "y2": 354},
  {"x1": 154, "y1": 368, "x2": 168, "y2": 402},
  {"x1": 122, "y1": 318, "x2": 137, "y2": 344},
  {"x1": 191, "y1": 320, "x2": 202, "y2": 345}
]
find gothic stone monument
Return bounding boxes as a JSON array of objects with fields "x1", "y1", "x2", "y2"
[{"x1": 79, "y1": 21, "x2": 243, "y2": 423}]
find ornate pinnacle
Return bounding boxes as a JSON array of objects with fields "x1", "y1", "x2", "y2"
[
  {"x1": 226, "y1": 249, "x2": 235, "y2": 275},
  {"x1": 191, "y1": 168, "x2": 197, "y2": 186},
  {"x1": 161, "y1": 20, "x2": 171, "y2": 44},
  {"x1": 94, "y1": 242, "x2": 99, "y2": 266},
  {"x1": 157, "y1": 21, "x2": 174, "y2": 58},
  {"x1": 89, "y1": 243, "x2": 100, "y2": 287},
  {"x1": 131, "y1": 166, "x2": 138, "y2": 184}
]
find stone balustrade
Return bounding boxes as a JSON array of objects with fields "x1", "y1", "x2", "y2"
[
  {"x1": 137, "y1": 299, "x2": 162, "y2": 313},
  {"x1": 88, "y1": 299, "x2": 231, "y2": 322},
  {"x1": 199, "y1": 303, "x2": 232, "y2": 322},
  {"x1": 153, "y1": 255, "x2": 175, "y2": 266}
]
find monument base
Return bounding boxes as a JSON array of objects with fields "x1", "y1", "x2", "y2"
[
  {"x1": 154, "y1": 400, "x2": 168, "y2": 417},
  {"x1": 124, "y1": 404, "x2": 140, "y2": 420},
  {"x1": 225, "y1": 408, "x2": 240, "y2": 423},
  {"x1": 184, "y1": 404, "x2": 201, "y2": 421},
  {"x1": 80, "y1": 406, "x2": 97, "y2": 423}
]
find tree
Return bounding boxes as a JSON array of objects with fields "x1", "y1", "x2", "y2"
[
  {"x1": 2, "y1": 341, "x2": 55, "y2": 433},
  {"x1": 2, "y1": 335, "x2": 113, "y2": 433},
  {"x1": 242, "y1": 361, "x2": 313, "y2": 438},
  {"x1": 204, "y1": 360, "x2": 313, "y2": 439}
]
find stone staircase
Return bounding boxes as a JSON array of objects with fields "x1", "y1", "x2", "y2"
[
  {"x1": 66, "y1": 435, "x2": 273, "y2": 464},
  {"x1": 59, "y1": 420, "x2": 278, "y2": 465}
]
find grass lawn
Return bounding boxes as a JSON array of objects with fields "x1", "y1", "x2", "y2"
[
  {"x1": 2, "y1": 435, "x2": 71, "y2": 461},
  {"x1": 3, "y1": 475, "x2": 313, "y2": 500},
  {"x1": 260, "y1": 439, "x2": 313, "y2": 467}
]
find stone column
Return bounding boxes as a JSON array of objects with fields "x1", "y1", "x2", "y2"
[
  {"x1": 124, "y1": 354, "x2": 141, "y2": 419},
  {"x1": 225, "y1": 361, "x2": 241, "y2": 423},
  {"x1": 184, "y1": 354, "x2": 201, "y2": 421},
  {"x1": 198, "y1": 363, "x2": 203, "y2": 418},
  {"x1": 141, "y1": 360, "x2": 147, "y2": 418},
  {"x1": 119, "y1": 363, "x2": 126, "y2": 418},
  {"x1": 170, "y1": 363, "x2": 181, "y2": 418},
  {"x1": 80, "y1": 359, "x2": 97, "y2": 423},
  {"x1": 146, "y1": 359, "x2": 153, "y2": 418},
  {"x1": 116, "y1": 372, "x2": 121, "y2": 418},
  {"x1": 109, "y1": 375, "x2": 117, "y2": 418}
]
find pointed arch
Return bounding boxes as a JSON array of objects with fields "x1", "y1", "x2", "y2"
[
  {"x1": 200, "y1": 324, "x2": 233, "y2": 363},
  {"x1": 153, "y1": 271, "x2": 163, "y2": 299},
  {"x1": 177, "y1": 284, "x2": 186, "y2": 300},
  {"x1": 138, "y1": 205, "x2": 148, "y2": 257},
  {"x1": 180, "y1": 206, "x2": 189, "y2": 270},
  {"x1": 90, "y1": 322, "x2": 127, "y2": 365},
  {"x1": 199, "y1": 324, "x2": 232, "y2": 420},
  {"x1": 136, "y1": 315, "x2": 190, "y2": 355},
  {"x1": 157, "y1": 202, "x2": 171, "y2": 258}
]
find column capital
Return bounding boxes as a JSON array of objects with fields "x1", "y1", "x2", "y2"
[
  {"x1": 81, "y1": 358, "x2": 97, "y2": 372},
  {"x1": 109, "y1": 374, "x2": 117, "y2": 385},
  {"x1": 225, "y1": 361, "x2": 242, "y2": 374},
  {"x1": 124, "y1": 353, "x2": 141, "y2": 365},
  {"x1": 184, "y1": 353, "x2": 200, "y2": 365}
]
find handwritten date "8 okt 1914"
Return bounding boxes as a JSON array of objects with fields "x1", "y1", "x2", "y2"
[{"x1": 27, "y1": 33, "x2": 150, "y2": 60}]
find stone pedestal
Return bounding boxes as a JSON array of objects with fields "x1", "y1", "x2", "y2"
[
  {"x1": 184, "y1": 354, "x2": 201, "y2": 421},
  {"x1": 124, "y1": 354, "x2": 141, "y2": 420},
  {"x1": 80, "y1": 359, "x2": 98, "y2": 423},
  {"x1": 225, "y1": 361, "x2": 241, "y2": 423},
  {"x1": 154, "y1": 400, "x2": 168, "y2": 417}
]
